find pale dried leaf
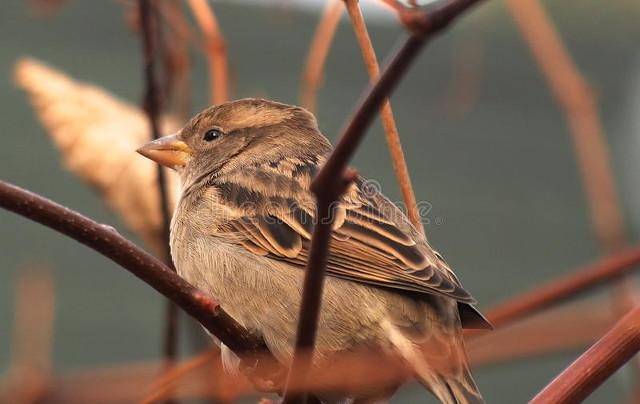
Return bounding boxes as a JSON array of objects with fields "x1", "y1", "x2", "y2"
[{"x1": 14, "y1": 57, "x2": 180, "y2": 255}]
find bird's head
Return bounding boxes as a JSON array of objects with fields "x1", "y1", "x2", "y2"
[{"x1": 137, "y1": 98, "x2": 331, "y2": 185}]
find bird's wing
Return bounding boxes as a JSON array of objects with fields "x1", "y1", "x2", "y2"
[{"x1": 210, "y1": 163, "x2": 476, "y2": 304}]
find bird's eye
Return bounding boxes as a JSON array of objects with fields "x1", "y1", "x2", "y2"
[{"x1": 203, "y1": 128, "x2": 223, "y2": 142}]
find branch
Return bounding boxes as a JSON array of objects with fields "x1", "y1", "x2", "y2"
[
  {"x1": 283, "y1": 170, "x2": 357, "y2": 403},
  {"x1": 506, "y1": 0, "x2": 626, "y2": 253},
  {"x1": 442, "y1": 34, "x2": 484, "y2": 118},
  {"x1": 344, "y1": 0, "x2": 423, "y2": 235},
  {"x1": 141, "y1": 348, "x2": 222, "y2": 404},
  {"x1": 531, "y1": 305, "x2": 640, "y2": 403},
  {"x1": 468, "y1": 297, "x2": 618, "y2": 367},
  {"x1": 376, "y1": 0, "x2": 407, "y2": 14},
  {"x1": 472, "y1": 245, "x2": 640, "y2": 333},
  {"x1": 299, "y1": 0, "x2": 344, "y2": 112},
  {"x1": 312, "y1": 0, "x2": 484, "y2": 193},
  {"x1": 187, "y1": 0, "x2": 229, "y2": 105},
  {"x1": 3, "y1": 268, "x2": 55, "y2": 403},
  {"x1": 156, "y1": 0, "x2": 193, "y2": 120},
  {"x1": 138, "y1": 0, "x2": 180, "y2": 370},
  {"x1": 0, "y1": 179, "x2": 267, "y2": 358},
  {"x1": 504, "y1": 14, "x2": 639, "y2": 391},
  {"x1": 283, "y1": 0, "x2": 487, "y2": 402},
  {"x1": 139, "y1": 0, "x2": 172, "y2": 251}
]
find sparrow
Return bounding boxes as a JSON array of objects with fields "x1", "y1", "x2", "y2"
[{"x1": 137, "y1": 98, "x2": 489, "y2": 403}]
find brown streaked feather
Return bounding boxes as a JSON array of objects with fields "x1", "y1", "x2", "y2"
[
  {"x1": 255, "y1": 216, "x2": 302, "y2": 258},
  {"x1": 336, "y1": 221, "x2": 428, "y2": 269},
  {"x1": 346, "y1": 210, "x2": 415, "y2": 246},
  {"x1": 240, "y1": 239, "x2": 269, "y2": 256},
  {"x1": 233, "y1": 219, "x2": 272, "y2": 251},
  {"x1": 208, "y1": 166, "x2": 477, "y2": 305}
]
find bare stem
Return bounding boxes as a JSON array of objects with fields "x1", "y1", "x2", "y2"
[
  {"x1": 0, "y1": 179, "x2": 267, "y2": 359},
  {"x1": 505, "y1": 1, "x2": 638, "y2": 394},
  {"x1": 4, "y1": 268, "x2": 55, "y2": 403},
  {"x1": 505, "y1": 0, "x2": 626, "y2": 253},
  {"x1": 300, "y1": 0, "x2": 344, "y2": 113},
  {"x1": 138, "y1": 0, "x2": 180, "y2": 376},
  {"x1": 156, "y1": 0, "x2": 193, "y2": 120},
  {"x1": 187, "y1": 0, "x2": 229, "y2": 105},
  {"x1": 344, "y1": 0, "x2": 423, "y2": 235},
  {"x1": 469, "y1": 245, "x2": 640, "y2": 335},
  {"x1": 531, "y1": 305, "x2": 640, "y2": 403},
  {"x1": 283, "y1": 170, "x2": 358, "y2": 404},
  {"x1": 283, "y1": 1, "x2": 487, "y2": 402}
]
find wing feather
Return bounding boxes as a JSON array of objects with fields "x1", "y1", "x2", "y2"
[{"x1": 209, "y1": 161, "x2": 476, "y2": 304}]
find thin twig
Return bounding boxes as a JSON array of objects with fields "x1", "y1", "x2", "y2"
[
  {"x1": 344, "y1": 0, "x2": 423, "y2": 234},
  {"x1": 283, "y1": 170, "x2": 358, "y2": 404},
  {"x1": 283, "y1": 1, "x2": 487, "y2": 402},
  {"x1": 140, "y1": 348, "x2": 220, "y2": 404},
  {"x1": 156, "y1": 0, "x2": 193, "y2": 120},
  {"x1": 312, "y1": 0, "x2": 486, "y2": 194},
  {"x1": 187, "y1": 0, "x2": 229, "y2": 105},
  {"x1": 12, "y1": 350, "x2": 415, "y2": 403},
  {"x1": 1, "y1": 301, "x2": 617, "y2": 404},
  {"x1": 442, "y1": 34, "x2": 484, "y2": 118},
  {"x1": 505, "y1": 0, "x2": 627, "y2": 255},
  {"x1": 470, "y1": 245, "x2": 640, "y2": 334},
  {"x1": 377, "y1": 0, "x2": 406, "y2": 13},
  {"x1": 505, "y1": 3, "x2": 639, "y2": 393},
  {"x1": 531, "y1": 305, "x2": 640, "y2": 403},
  {"x1": 138, "y1": 0, "x2": 180, "y2": 379},
  {"x1": 4, "y1": 267, "x2": 55, "y2": 403},
  {"x1": 300, "y1": 0, "x2": 344, "y2": 113},
  {"x1": 468, "y1": 297, "x2": 617, "y2": 367},
  {"x1": 0, "y1": 179, "x2": 267, "y2": 358}
]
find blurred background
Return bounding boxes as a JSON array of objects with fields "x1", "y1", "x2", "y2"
[{"x1": 1, "y1": 0, "x2": 640, "y2": 402}]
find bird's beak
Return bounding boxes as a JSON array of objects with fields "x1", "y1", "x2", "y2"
[{"x1": 137, "y1": 134, "x2": 192, "y2": 169}]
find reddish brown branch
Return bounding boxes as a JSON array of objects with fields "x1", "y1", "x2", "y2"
[
  {"x1": 3, "y1": 268, "x2": 55, "y2": 403},
  {"x1": 283, "y1": 170, "x2": 357, "y2": 404},
  {"x1": 531, "y1": 305, "x2": 640, "y2": 403},
  {"x1": 300, "y1": 0, "x2": 343, "y2": 112},
  {"x1": 0, "y1": 179, "x2": 267, "y2": 358},
  {"x1": 475, "y1": 245, "x2": 640, "y2": 333},
  {"x1": 313, "y1": 0, "x2": 484, "y2": 193},
  {"x1": 138, "y1": 0, "x2": 180, "y2": 372},
  {"x1": 187, "y1": 0, "x2": 229, "y2": 105},
  {"x1": 156, "y1": 0, "x2": 193, "y2": 120},
  {"x1": 284, "y1": 1, "x2": 487, "y2": 402},
  {"x1": 442, "y1": 34, "x2": 484, "y2": 118},
  {"x1": 14, "y1": 350, "x2": 413, "y2": 403},
  {"x1": 505, "y1": 0, "x2": 626, "y2": 253},
  {"x1": 376, "y1": 0, "x2": 407, "y2": 14},
  {"x1": 344, "y1": 0, "x2": 423, "y2": 235},
  {"x1": 141, "y1": 348, "x2": 221, "y2": 404},
  {"x1": 506, "y1": 2, "x2": 640, "y2": 397},
  {"x1": 468, "y1": 297, "x2": 617, "y2": 367}
]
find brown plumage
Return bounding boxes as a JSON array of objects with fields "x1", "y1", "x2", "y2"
[{"x1": 138, "y1": 98, "x2": 488, "y2": 403}]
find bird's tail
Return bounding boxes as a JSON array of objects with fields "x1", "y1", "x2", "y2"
[
  {"x1": 426, "y1": 361, "x2": 484, "y2": 404},
  {"x1": 383, "y1": 320, "x2": 484, "y2": 404}
]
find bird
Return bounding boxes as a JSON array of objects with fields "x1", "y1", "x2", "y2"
[{"x1": 137, "y1": 98, "x2": 490, "y2": 403}]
